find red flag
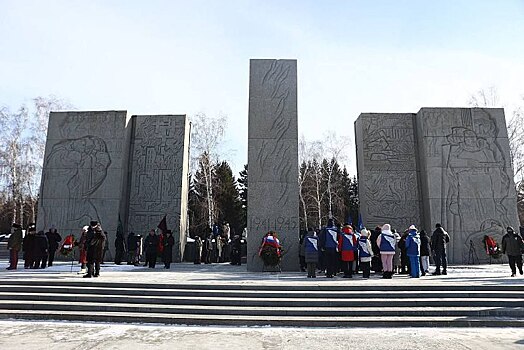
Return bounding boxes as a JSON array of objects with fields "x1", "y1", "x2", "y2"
[{"x1": 157, "y1": 215, "x2": 167, "y2": 233}]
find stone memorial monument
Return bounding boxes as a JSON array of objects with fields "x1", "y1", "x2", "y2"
[
  {"x1": 37, "y1": 111, "x2": 131, "y2": 240},
  {"x1": 247, "y1": 59, "x2": 300, "y2": 271},
  {"x1": 126, "y1": 115, "x2": 190, "y2": 261},
  {"x1": 37, "y1": 111, "x2": 190, "y2": 261},
  {"x1": 355, "y1": 107, "x2": 519, "y2": 263}
]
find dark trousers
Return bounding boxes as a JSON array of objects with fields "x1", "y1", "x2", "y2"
[
  {"x1": 342, "y1": 260, "x2": 354, "y2": 277},
  {"x1": 48, "y1": 250, "x2": 57, "y2": 267},
  {"x1": 360, "y1": 261, "x2": 371, "y2": 278},
  {"x1": 508, "y1": 255, "x2": 523, "y2": 275},
  {"x1": 307, "y1": 263, "x2": 317, "y2": 277},
  {"x1": 299, "y1": 255, "x2": 306, "y2": 271},
  {"x1": 87, "y1": 262, "x2": 100, "y2": 276},
  {"x1": 324, "y1": 249, "x2": 338, "y2": 277},
  {"x1": 434, "y1": 251, "x2": 447, "y2": 272},
  {"x1": 230, "y1": 250, "x2": 241, "y2": 265},
  {"x1": 146, "y1": 252, "x2": 156, "y2": 268},
  {"x1": 115, "y1": 249, "x2": 125, "y2": 265},
  {"x1": 9, "y1": 249, "x2": 19, "y2": 269}
]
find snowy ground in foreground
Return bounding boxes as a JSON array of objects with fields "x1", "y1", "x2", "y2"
[{"x1": 0, "y1": 320, "x2": 522, "y2": 350}]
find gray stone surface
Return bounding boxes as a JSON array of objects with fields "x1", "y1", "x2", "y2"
[
  {"x1": 247, "y1": 59, "x2": 299, "y2": 271},
  {"x1": 417, "y1": 108, "x2": 519, "y2": 263},
  {"x1": 126, "y1": 115, "x2": 190, "y2": 262},
  {"x1": 355, "y1": 113, "x2": 423, "y2": 230},
  {"x1": 37, "y1": 111, "x2": 130, "y2": 239},
  {"x1": 356, "y1": 108, "x2": 519, "y2": 263}
]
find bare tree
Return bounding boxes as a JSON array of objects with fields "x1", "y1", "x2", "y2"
[
  {"x1": 0, "y1": 96, "x2": 71, "y2": 225},
  {"x1": 190, "y1": 112, "x2": 227, "y2": 229},
  {"x1": 320, "y1": 131, "x2": 351, "y2": 219},
  {"x1": 507, "y1": 98, "x2": 524, "y2": 186},
  {"x1": 468, "y1": 86, "x2": 500, "y2": 108}
]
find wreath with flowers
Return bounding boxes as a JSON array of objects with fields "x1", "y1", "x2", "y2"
[
  {"x1": 60, "y1": 234, "x2": 76, "y2": 257},
  {"x1": 258, "y1": 231, "x2": 282, "y2": 267}
]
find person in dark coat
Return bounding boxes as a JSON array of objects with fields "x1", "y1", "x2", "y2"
[
  {"x1": 431, "y1": 223, "x2": 450, "y2": 275},
  {"x1": 318, "y1": 218, "x2": 340, "y2": 278},
  {"x1": 23, "y1": 224, "x2": 37, "y2": 269},
  {"x1": 194, "y1": 236, "x2": 203, "y2": 264},
  {"x1": 398, "y1": 231, "x2": 410, "y2": 274},
  {"x1": 162, "y1": 230, "x2": 175, "y2": 269},
  {"x1": 114, "y1": 230, "x2": 126, "y2": 265},
  {"x1": 34, "y1": 230, "x2": 49, "y2": 269},
  {"x1": 502, "y1": 226, "x2": 524, "y2": 277},
  {"x1": 419, "y1": 230, "x2": 431, "y2": 276},
  {"x1": 144, "y1": 229, "x2": 159, "y2": 268},
  {"x1": 7, "y1": 223, "x2": 23, "y2": 270},
  {"x1": 299, "y1": 230, "x2": 307, "y2": 272},
  {"x1": 230, "y1": 234, "x2": 242, "y2": 266},
  {"x1": 84, "y1": 222, "x2": 106, "y2": 278},
  {"x1": 370, "y1": 226, "x2": 382, "y2": 273},
  {"x1": 127, "y1": 232, "x2": 136, "y2": 265},
  {"x1": 45, "y1": 226, "x2": 62, "y2": 267},
  {"x1": 302, "y1": 228, "x2": 319, "y2": 278},
  {"x1": 202, "y1": 232, "x2": 213, "y2": 264}
]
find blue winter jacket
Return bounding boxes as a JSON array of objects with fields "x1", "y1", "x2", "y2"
[
  {"x1": 405, "y1": 230, "x2": 421, "y2": 257},
  {"x1": 320, "y1": 225, "x2": 339, "y2": 250}
]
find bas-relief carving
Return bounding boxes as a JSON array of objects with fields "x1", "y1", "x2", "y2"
[
  {"x1": 38, "y1": 112, "x2": 127, "y2": 234},
  {"x1": 361, "y1": 114, "x2": 417, "y2": 171},
  {"x1": 247, "y1": 59, "x2": 299, "y2": 271},
  {"x1": 127, "y1": 116, "x2": 186, "y2": 236},
  {"x1": 357, "y1": 114, "x2": 422, "y2": 229},
  {"x1": 419, "y1": 108, "x2": 517, "y2": 262},
  {"x1": 357, "y1": 108, "x2": 518, "y2": 263}
]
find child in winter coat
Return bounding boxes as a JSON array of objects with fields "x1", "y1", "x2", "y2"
[
  {"x1": 338, "y1": 224, "x2": 358, "y2": 278},
  {"x1": 376, "y1": 224, "x2": 396, "y2": 279},
  {"x1": 358, "y1": 228, "x2": 373, "y2": 278},
  {"x1": 405, "y1": 225, "x2": 421, "y2": 278}
]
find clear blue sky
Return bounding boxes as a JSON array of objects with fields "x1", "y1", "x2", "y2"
[{"x1": 1, "y1": 0, "x2": 523, "y2": 175}]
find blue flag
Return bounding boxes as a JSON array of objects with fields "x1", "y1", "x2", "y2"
[{"x1": 358, "y1": 214, "x2": 364, "y2": 231}]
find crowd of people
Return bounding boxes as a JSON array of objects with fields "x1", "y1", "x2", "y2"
[
  {"x1": 299, "y1": 219, "x2": 524, "y2": 278},
  {"x1": 5, "y1": 218, "x2": 523, "y2": 278}
]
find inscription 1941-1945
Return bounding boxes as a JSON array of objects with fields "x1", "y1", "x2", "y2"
[{"x1": 250, "y1": 216, "x2": 298, "y2": 232}]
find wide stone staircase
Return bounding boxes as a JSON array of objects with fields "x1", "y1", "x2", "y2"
[{"x1": 0, "y1": 279, "x2": 522, "y2": 327}]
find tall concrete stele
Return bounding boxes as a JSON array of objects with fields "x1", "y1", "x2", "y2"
[
  {"x1": 355, "y1": 108, "x2": 519, "y2": 264},
  {"x1": 247, "y1": 59, "x2": 300, "y2": 271},
  {"x1": 37, "y1": 111, "x2": 190, "y2": 261}
]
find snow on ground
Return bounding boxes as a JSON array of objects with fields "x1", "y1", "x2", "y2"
[
  {"x1": 0, "y1": 320, "x2": 522, "y2": 350},
  {"x1": 0, "y1": 259, "x2": 522, "y2": 286}
]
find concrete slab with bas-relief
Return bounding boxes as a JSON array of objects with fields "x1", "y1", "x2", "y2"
[
  {"x1": 416, "y1": 108, "x2": 519, "y2": 263},
  {"x1": 37, "y1": 111, "x2": 130, "y2": 239},
  {"x1": 126, "y1": 115, "x2": 190, "y2": 262},
  {"x1": 247, "y1": 59, "x2": 299, "y2": 271},
  {"x1": 355, "y1": 113, "x2": 423, "y2": 231},
  {"x1": 356, "y1": 107, "x2": 519, "y2": 264}
]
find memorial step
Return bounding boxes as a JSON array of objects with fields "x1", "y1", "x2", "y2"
[
  {"x1": 0, "y1": 285, "x2": 521, "y2": 299},
  {"x1": 0, "y1": 279, "x2": 521, "y2": 327},
  {"x1": 0, "y1": 309, "x2": 522, "y2": 327}
]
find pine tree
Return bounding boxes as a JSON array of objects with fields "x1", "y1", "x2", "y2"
[{"x1": 214, "y1": 161, "x2": 244, "y2": 235}]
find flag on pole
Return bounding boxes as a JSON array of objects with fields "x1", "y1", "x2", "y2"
[
  {"x1": 157, "y1": 215, "x2": 168, "y2": 233},
  {"x1": 358, "y1": 214, "x2": 364, "y2": 231}
]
